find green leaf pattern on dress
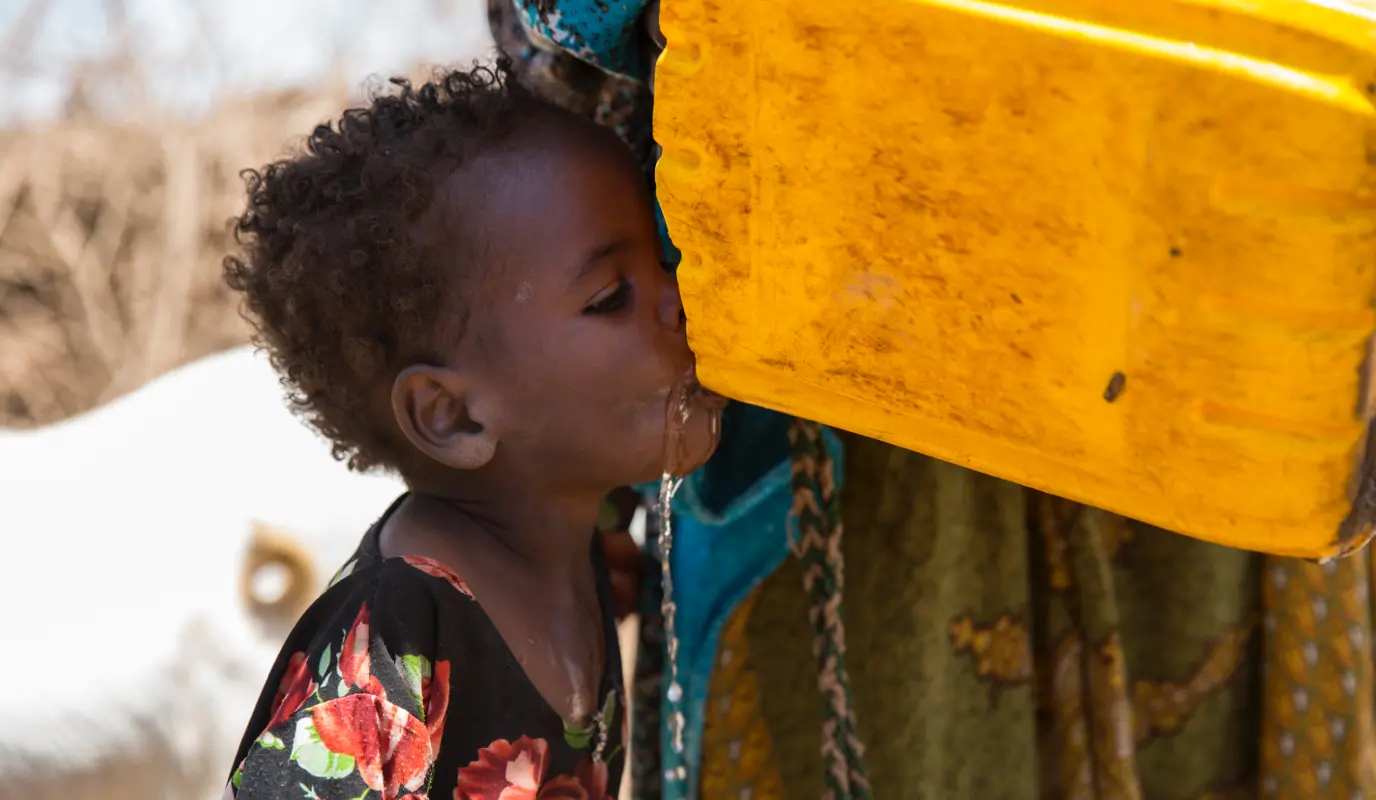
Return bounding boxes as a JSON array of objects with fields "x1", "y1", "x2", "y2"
[
  {"x1": 398, "y1": 653, "x2": 432, "y2": 717},
  {"x1": 289, "y1": 717, "x2": 358, "y2": 780}
]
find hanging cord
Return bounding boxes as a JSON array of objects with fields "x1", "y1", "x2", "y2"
[{"x1": 788, "y1": 418, "x2": 872, "y2": 799}]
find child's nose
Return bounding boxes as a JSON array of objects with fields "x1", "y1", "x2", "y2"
[{"x1": 659, "y1": 277, "x2": 686, "y2": 334}]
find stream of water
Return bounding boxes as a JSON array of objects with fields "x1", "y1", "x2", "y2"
[{"x1": 655, "y1": 367, "x2": 722, "y2": 780}]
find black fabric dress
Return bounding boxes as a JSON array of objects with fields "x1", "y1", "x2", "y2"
[{"x1": 226, "y1": 496, "x2": 625, "y2": 800}]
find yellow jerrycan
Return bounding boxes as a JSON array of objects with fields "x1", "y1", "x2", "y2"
[{"x1": 654, "y1": 0, "x2": 1376, "y2": 558}]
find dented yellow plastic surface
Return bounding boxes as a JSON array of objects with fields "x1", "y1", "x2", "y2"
[{"x1": 655, "y1": 0, "x2": 1376, "y2": 557}]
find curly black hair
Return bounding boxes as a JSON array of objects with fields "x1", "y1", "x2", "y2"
[{"x1": 225, "y1": 60, "x2": 553, "y2": 473}]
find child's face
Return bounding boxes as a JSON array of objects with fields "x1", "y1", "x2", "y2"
[{"x1": 405, "y1": 123, "x2": 722, "y2": 491}]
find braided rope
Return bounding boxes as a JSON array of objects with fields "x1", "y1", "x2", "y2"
[{"x1": 789, "y1": 418, "x2": 872, "y2": 799}]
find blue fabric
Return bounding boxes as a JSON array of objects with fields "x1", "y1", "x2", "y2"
[
  {"x1": 635, "y1": 406, "x2": 844, "y2": 800},
  {"x1": 514, "y1": 0, "x2": 649, "y2": 80},
  {"x1": 654, "y1": 193, "x2": 682, "y2": 267}
]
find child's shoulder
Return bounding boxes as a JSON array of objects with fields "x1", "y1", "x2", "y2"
[
  {"x1": 283, "y1": 553, "x2": 479, "y2": 661},
  {"x1": 229, "y1": 554, "x2": 477, "y2": 796},
  {"x1": 325, "y1": 551, "x2": 476, "y2": 603}
]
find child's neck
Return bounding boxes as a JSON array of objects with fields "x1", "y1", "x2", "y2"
[
  {"x1": 401, "y1": 473, "x2": 605, "y2": 578},
  {"x1": 386, "y1": 474, "x2": 611, "y2": 730}
]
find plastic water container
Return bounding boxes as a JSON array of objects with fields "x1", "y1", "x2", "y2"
[{"x1": 654, "y1": 0, "x2": 1376, "y2": 558}]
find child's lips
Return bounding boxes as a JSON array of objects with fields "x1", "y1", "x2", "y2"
[{"x1": 660, "y1": 365, "x2": 728, "y2": 411}]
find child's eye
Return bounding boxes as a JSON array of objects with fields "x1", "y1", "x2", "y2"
[{"x1": 584, "y1": 279, "x2": 633, "y2": 315}]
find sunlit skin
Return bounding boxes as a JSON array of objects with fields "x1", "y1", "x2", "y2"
[{"x1": 376, "y1": 112, "x2": 723, "y2": 727}]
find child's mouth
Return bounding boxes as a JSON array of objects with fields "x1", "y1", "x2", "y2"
[
  {"x1": 678, "y1": 365, "x2": 729, "y2": 411},
  {"x1": 661, "y1": 365, "x2": 726, "y2": 478}
]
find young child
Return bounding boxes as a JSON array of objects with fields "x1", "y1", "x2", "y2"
[{"x1": 221, "y1": 61, "x2": 723, "y2": 799}]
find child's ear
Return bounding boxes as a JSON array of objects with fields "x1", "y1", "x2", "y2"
[{"x1": 391, "y1": 365, "x2": 497, "y2": 470}]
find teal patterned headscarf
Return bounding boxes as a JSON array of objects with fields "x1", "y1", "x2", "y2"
[{"x1": 513, "y1": 0, "x2": 652, "y2": 81}]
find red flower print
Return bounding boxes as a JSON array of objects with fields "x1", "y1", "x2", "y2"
[
  {"x1": 266, "y1": 651, "x2": 316, "y2": 730},
  {"x1": 340, "y1": 604, "x2": 371, "y2": 685},
  {"x1": 311, "y1": 693, "x2": 434, "y2": 796},
  {"x1": 455, "y1": 736, "x2": 548, "y2": 800},
  {"x1": 574, "y1": 757, "x2": 609, "y2": 800},
  {"x1": 403, "y1": 556, "x2": 474, "y2": 598},
  {"x1": 535, "y1": 775, "x2": 590, "y2": 799},
  {"x1": 423, "y1": 660, "x2": 451, "y2": 755},
  {"x1": 454, "y1": 738, "x2": 610, "y2": 800},
  {"x1": 535, "y1": 762, "x2": 609, "y2": 800},
  {"x1": 340, "y1": 604, "x2": 386, "y2": 698}
]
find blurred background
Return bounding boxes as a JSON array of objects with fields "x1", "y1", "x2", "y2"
[{"x1": 0, "y1": 0, "x2": 490, "y2": 427}]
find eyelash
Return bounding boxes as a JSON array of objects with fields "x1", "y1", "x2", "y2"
[{"x1": 585, "y1": 279, "x2": 633, "y2": 315}]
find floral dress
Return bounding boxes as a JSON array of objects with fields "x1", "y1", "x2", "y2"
[{"x1": 225, "y1": 495, "x2": 625, "y2": 800}]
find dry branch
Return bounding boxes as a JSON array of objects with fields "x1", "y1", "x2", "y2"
[{"x1": 0, "y1": 86, "x2": 355, "y2": 426}]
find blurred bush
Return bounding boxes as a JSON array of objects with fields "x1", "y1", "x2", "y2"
[
  {"x1": 0, "y1": 0, "x2": 483, "y2": 426},
  {"x1": 0, "y1": 86, "x2": 353, "y2": 426}
]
